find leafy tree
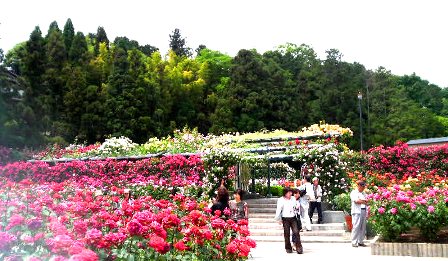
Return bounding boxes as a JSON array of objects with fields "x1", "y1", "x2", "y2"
[
  {"x1": 195, "y1": 44, "x2": 206, "y2": 56},
  {"x1": 211, "y1": 49, "x2": 268, "y2": 133},
  {"x1": 398, "y1": 73, "x2": 443, "y2": 114},
  {"x1": 195, "y1": 48, "x2": 232, "y2": 131},
  {"x1": 113, "y1": 36, "x2": 139, "y2": 51},
  {"x1": 4, "y1": 42, "x2": 27, "y2": 75},
  {"x1": 139, "y1": 44, "x2": 158, "y2": 56}
]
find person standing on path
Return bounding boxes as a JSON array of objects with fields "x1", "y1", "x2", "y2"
[
  {"x1": 350, "y1": 180, "x2": 368, "y2": 247},
  {"x1": 309, "y1": 177, "x2": 323, "y2": 224},
  {"x1": 275, "y1": 187, "x2": 303, "y2": 254},
  {"x1": 299, "y1": 176, "x2": 313, "y2": 231}
]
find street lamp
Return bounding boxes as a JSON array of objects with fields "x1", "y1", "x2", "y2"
[{"x1": 357, "y1": 91, "x2": 363, "y2": 151}]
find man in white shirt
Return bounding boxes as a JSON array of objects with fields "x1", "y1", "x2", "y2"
[
  {"x1": 309, "y1": 177, "x2": 323, "y2": 224},
  {"x1": 350, "y1": 180, "x2": 368, "y2": 247},
  {"x1": 275, "y1": 187, "x2": 303, "y2": 254}
]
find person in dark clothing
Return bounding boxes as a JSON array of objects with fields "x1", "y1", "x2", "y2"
[{"x1": 211, "y1": 187, "x2": 230, "y2": 218}]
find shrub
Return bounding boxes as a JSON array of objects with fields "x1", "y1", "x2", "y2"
[{"x1": 333, "y1": 193, "x2": 351, "y2": 215}]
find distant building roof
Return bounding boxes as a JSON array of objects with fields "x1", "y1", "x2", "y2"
[{"x1": 407, "y1": 137, "x2": 448, "y2": 145}]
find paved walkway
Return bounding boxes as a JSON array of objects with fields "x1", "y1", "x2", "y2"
[{"x1": 250, "y1": 242, "x2": 446, "y2": 260}]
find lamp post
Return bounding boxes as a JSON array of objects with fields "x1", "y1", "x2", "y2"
[{"x1": 357, "y1": 91, "x2": 363, "y2": 151}]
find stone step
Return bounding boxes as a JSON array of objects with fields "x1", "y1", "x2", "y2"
[
  {"x1": 248, "y1": 203, "x2": 277, "y2": 208},
  {"x1": 249, "y1": 217, "x2": 275, "y2": 223},
  {"x1": 249, "y1": 213, "x2": 275, "y2": 219},
  {"x1": 250, "y1": 235, "x2": 353, "y2": 243},
  {"x1": 250, "y1": 229, "x2": 345, "y2": 237},
  {"x1": 249, "y1": 223, "x2": 344, "y2": 231},
  {"x1": 250, "y1": 208, "x2": 276, "y2": 213},
  {"x1": 246, "y1": 198, "x2": 279, "y2": 204}
]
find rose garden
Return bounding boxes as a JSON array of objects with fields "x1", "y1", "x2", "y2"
[{"x1": 0, "y1": 123, "x2": 447, "y2": 260}]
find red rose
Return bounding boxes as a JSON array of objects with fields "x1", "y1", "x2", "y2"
[
  {"x1": 174, "y1": 241, "x2": 188, "y2": 251},
  {"x1": 148, "y1": 235, "x2": 170, "y2": 254}
]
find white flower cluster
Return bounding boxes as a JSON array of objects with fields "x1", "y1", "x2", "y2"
[
  {"x1": 270, "y1": 162, "x2": 296, "y2": 180},
  {"x1": 301, "y1": 122, "x2": 353, "y2": 137},
  {"x1": 292, "y1": 143, "x2": 350, "y2": 199},
  {"x1": 97, "y1": 136, "x2": 137, "y2": 156}
]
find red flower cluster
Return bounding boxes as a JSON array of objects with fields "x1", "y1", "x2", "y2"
[
  {"x1": 367, "y1": 142, "x2": 448, "y2": 181},
  {"x1": 0, "y1": 156, "x2": 256, "y2": 260}
]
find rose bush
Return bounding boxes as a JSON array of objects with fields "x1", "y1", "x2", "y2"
[
  {"x1": 368, "y1": 177, "x2": 448, "y2": 242},
  {"x1": 0, "y1": 156, "x2": 256, "y2": 260},
  {"x1": 289, "y1": 142, "x2": 351, "y2": 202},
  {"x1": 367, "y1": 142, "x2": 448, "y2": 180}
]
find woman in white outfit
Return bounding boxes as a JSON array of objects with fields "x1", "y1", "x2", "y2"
[{"x1": 299, "y1": 176, "x2": 313, "y2": 231}]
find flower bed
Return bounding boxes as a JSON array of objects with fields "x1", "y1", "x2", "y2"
[
  {"x1": 367, "y1": 177, "x2": 448, "y2": 242},
  {"x1": 0, "y1": 156, "x2": 256, "y2": 260},
  {"x1": 332, "y1": 142, "x2": 448, "y2": 247},
  {"x1": 367, "y1": 142, "x2": 448, "y2": 180},
  {"x1": 360, "y1": 143, "x2": 448, "y2": 244}
]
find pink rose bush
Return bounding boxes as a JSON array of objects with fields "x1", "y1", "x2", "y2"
[
  {"x1": 367, "y1": 142, "x2": 448, "y2": 181},
  {"x1": 0, "y1": 156, "x2": 255, "y2": 260},
  {"x1": 367, "y1": 170, "x2": 448, "y2": 242},
  {"x1": 346, "y1": 142, "x2": 448, "y2": 242}
]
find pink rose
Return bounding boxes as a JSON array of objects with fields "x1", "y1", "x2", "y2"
[
  {"x1": 378, "y1": 207, "x2": 385, "y2": 214},
  {"x1": 390, "y1": 207, "x2": 397, "y2": 215},
  {"x1": 427, "y1": 205, "x2": 435, "y2": 213}
]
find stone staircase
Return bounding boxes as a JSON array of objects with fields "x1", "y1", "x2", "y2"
[{"x1": 247, "y1": 197, "x2": 350, "y2": 243}]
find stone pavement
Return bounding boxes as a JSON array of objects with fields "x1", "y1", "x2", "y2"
[{"x1": 249, "y1": 242, "x2": 447, "y2": 260}]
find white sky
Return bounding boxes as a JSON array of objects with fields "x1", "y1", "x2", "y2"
[{"x1": 1, "y1": 0, "x2": 447, "y2": 87}]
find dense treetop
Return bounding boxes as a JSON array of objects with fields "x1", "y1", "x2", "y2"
[{"x1": 1, "y1": 19, "x2": 447, "y2": 149}]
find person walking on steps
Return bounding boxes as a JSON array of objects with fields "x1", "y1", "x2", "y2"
[
  {"x1": 309, "y1": 177, "x2": 323, "y2": 224},
  {"x1": 350, "y1": 180, "x2": 368, "y2": 247},
  {"x1": 275, "y1": 187, "x2": 303, "y2": 254}
]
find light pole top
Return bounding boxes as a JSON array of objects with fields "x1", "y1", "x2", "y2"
[{"x1": 357, "y1": 91, "x2": 363, "y2": 100}]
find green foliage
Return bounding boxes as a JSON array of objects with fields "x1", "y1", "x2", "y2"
[
  {"x1": 254, "y1": 184, "x2": 284, "y2": 197},
  {"x1": 169, "y1": 28, "x2": 192, "y2": 57},
  {"x1": 333, "y1": 193, "x2": 351, "y2": 215},
  {"x1": 2, "y1": 19, "x2": 448, "y2": 149}
]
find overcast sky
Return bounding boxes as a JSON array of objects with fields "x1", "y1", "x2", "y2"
[{"x1": 1, "y1": 0, "x2": 447, "y2": 87}]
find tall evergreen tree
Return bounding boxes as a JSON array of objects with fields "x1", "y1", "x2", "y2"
[
  {"x1": 94, "y1": 26, "x2": 109, "y2": 55},
  {"x1": 69, "y1": 32, "x2": 88, "y2": 64},
  {"x1": 46, "y1": 21, "x2": 61, "y2": 42},
  {"x1": 169, "y1": 28, "x2": 192, "y2": 57},
  {"x1": 63, "y1": 18, "x2": 75, "y2": 53}
]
